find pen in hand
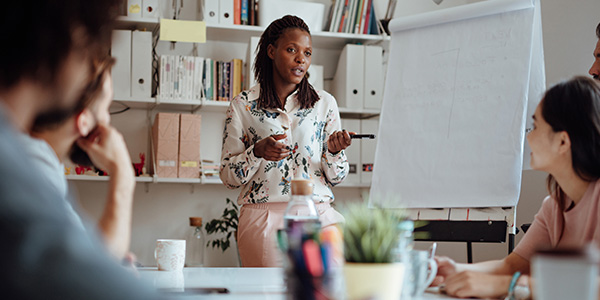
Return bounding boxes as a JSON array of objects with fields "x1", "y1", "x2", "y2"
[{"x1": 349, "y1": 134, "x2": 376, "y2": 139}]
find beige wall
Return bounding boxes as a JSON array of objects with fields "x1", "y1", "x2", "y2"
[{"x1": 75, "y1": 0, "x2": 600, "y2": 266}]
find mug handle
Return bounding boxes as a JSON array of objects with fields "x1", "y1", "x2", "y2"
[{"x1": 424, "y1": 257, "x2": 438, "y2": 288}]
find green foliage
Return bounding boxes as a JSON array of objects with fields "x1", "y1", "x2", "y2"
[
  {"x1": 205, "y1": 198, "x2": 239, "y2": 252},
  {"x1": 343, "y1": 204, "x2": 407, "y2": 263}
]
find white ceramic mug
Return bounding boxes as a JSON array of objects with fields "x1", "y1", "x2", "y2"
[
  {"x1": 533, "y1": 249, "x2": 598, "y2": 300},
  {"x1": 398, "y1": 250, "x2": 438, "y2": 298},
  {"x1": 155, "y1": 239, "x2": 186, "y2": 271}
]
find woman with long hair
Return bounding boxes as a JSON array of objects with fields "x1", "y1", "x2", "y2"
[
  {"x1": 433, "y1": 76, "x2": 600, "y2": 299},
  {"x1": 219, "y1": 15, "x2": 352, "y2": 267}
]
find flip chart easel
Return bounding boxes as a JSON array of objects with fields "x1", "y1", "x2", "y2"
[{"x1": 369, "y1": 0, "x2": 545, "y2": 259}]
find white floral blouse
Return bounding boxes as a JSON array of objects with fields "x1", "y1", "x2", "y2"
[{"x1": 220, "y1": 85, "x2": 349, "y2": 205}]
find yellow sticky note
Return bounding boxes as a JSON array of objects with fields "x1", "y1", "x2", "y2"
[{"x1": 160, "y1": 19, "x2": 206, "y2": 43}]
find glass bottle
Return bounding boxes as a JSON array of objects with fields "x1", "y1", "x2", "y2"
[
  {"x1": 186, "y1": 217, "x2": 205, "y2": 267},
  {"x1": 284, "y1": 179, "x2": 321, "y2": 248}
]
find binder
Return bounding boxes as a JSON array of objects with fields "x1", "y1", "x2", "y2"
[
  {"x1": 360, "y1": 118, "x2": 378, "y2": 184},
  {"x1": 127, "y1": 0, "x2": 142, "y2": 18},
  {"x1": 111, "y1": 30, "x2": 132, "y2": 99},
  {"x1": 363, "y1": 45, "x2": 383, "y2": 109},
  {"x1": 341, "y1": 119, "x2": 361, "y2": 185},
  {"x1": 142, "y1": 0, "x2": 158, "y2": 18},
  {"x1": 131, "y1": 31, "x2": 152, "y2": 98},
  {"x1": 247, "y1": 36, "x2": 260, "y2": 88},
  {"x1": 204, "y1": 0, "x2": 219, "y2": 25},
  {"x1": 178, "y1": 114, "x2": 202, "y2": 178},
  {"x1": 234, "y1": 0, "x2": 241, "y2": 25},
  {"x1": 152, "y1": 113, "x2": 180, "y2": 178},
  {"x1": 219, "y1": 0, "x2": 234, "y2": 25},
  {"x1": 331, "y1": 44, "x2": 364, "y2": 109},
  {"x1": 307, "y1": 64, "x2": 324, "y2": 90}
]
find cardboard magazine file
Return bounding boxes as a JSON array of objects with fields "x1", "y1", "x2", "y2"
[
  {"x1": 152, "y1": 112, "x2": 179, "y2": 178},
  {"x1": 178, "y1": 113, "x2": 202, "y2": 178}
]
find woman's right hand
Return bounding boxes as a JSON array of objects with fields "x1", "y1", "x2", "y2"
[
  {"x1": 253, "y1": 133, "x2": 290, "y2": 161},
  {"x1": 431, "y1": 256, "x2": 459, "y2": 286}
]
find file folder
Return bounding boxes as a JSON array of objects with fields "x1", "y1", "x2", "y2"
[
  {"x1": 341, "y1": 118, "x2": 361, "y2": 185},
  {"x1": 331, "y1": 44, "x2": 364, "y2": 109},
  {"x1": 142, "y1": 0, "x2": 158, "y2": 18},
  {"x1": 247, "y1": 36, "x2": 260, "y2": 88},
  {"x1": 131, "y1": 31, "x2": 152, "y2": 98},
  {"x1": 307, "y1": 65, "x2": 324, "y2": 90},
  {"x1": 363, "y1": 45, "x2": 383, "y2": 109},
  {"x1": 219, "y1": 0, "x2": 234, "y2": 25},
  {"x1": 360, "y1": 118, "x2": 378, "y2": 184},
  {"x1": 111, "y1": 30, "x2": 132, "y2": 99},
  {"x1": 204, "y1": 0, "x2": 220, "y2": 25},
  {"x1": 178, "y1": 114, "x2": 202, "y2": 178}
]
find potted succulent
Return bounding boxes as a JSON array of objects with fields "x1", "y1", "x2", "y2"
[{"x1": 342, "y1": 203, "x2": 408, "y2": 300}]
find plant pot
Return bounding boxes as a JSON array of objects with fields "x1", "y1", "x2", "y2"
[{"x1": 344, "y1": 262, "x2": 405, "y2": 300}]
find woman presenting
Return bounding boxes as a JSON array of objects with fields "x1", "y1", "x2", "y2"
[{"x1": 219, "y1": 15, "x2": 352, "y2": 267}]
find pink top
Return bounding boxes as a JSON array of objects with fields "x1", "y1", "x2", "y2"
[{"x1": 514, "y1": 179, "x2": 600, "y2": 261}]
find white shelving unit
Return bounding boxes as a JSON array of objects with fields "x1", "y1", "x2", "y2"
[{"x1": 83, "y1": 15, "x2": 386, "y2": 188}]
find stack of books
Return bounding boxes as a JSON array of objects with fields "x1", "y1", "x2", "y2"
[
  {"x1": 201, "y1": 160, "x2": 220, "y2": 178},
  {"x1": 233, "y1": 0, "x2": 258, "y2": 25},
  {"x1": 326, "y1": 0, "x2": 380, "y2": 34},
  {"x1": 159, "y1": 55, "x2": 244, "y2": 102}
]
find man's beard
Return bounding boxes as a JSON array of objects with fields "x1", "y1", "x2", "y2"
[{"x1": 69, "y1": 140, "x2": 94, "y2": 167}]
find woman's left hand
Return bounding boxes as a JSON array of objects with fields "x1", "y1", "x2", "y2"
[
  {"x1": 328, "y1": 130, "x2": 355, "y2": 154},
  {"x1": 442, "y1": 271, "x2": 512, "y2": 299}
]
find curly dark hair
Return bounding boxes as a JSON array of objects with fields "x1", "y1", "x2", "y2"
[
  {"x1": 254, "y1": 15, "x2": 319, "y2": 110},
  {"x1": 0, "y1": 0, "x2": 121, "y2": 90}
]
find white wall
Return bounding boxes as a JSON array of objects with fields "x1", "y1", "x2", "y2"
[{"x1": 74, "y1": 0, "x2": 600, "y2": 267}]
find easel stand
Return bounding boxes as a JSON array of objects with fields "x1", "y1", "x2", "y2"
[{"x1": 409, "y1": 207, "x2": 516, "y2": 263}]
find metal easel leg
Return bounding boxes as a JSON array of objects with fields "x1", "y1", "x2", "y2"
[{"x1": 467, "y1": 241, "x2": 473, "y2": 263}]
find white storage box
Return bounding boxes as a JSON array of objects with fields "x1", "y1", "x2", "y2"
[{"x1": 258, "y1": 0, "x2": 325, "y2": 32}]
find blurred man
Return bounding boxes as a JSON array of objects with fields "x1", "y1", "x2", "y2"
[
  {"x1": 23, "y1": 58, "x2": 136, "y2": 261},
  {"x1": 0, "y1": 1, "x2": 157, "y2": 299},
  {"x1": 588, "y1": 22, "x2": 600, "y2": 80}
]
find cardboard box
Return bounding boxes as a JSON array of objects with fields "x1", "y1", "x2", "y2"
[
  {"x1": 178, "y1": 114, "x2": 202, "y2": 178},
  {"x1": 152, "y1": 113, "x2": 179, "y2": 178}
]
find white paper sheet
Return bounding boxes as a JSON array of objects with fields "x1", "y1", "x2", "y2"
[{"x1": 370, "y1": 0, "x2": 537, "y2": 208}]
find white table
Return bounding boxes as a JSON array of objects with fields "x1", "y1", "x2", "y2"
[{"x1": 138, "y1": 267, "x2": 458, "y2": 299}]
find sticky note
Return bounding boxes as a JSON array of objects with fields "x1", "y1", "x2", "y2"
[{"x1": 160, "y1": 19, "x2": 206, "y2": 43}]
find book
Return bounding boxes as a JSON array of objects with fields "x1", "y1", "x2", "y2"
[
  {"x1": 241, "y1": 0, "x2": 249, "y2": 25},
  {"x1": 232, "y1": 58, "x2": 242, "y2": 97},
  {"x1": 234, "y1": 0, "x2": 241, "y2": 25}
]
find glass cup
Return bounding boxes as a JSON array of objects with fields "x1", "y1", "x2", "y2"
[{"x1": 396, "y1": 250, "x2": 437, "y2": 299}]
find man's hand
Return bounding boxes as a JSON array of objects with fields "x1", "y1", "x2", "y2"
[
  {"x1": 327, "y1": 130, "x2": 354, "y2": 154},
  {"x1": 76, "y1": 123, "x2": 133, "y2": 177},
  {"x1": 253, "y1": 134, "x2": 290, "y2": 161}
]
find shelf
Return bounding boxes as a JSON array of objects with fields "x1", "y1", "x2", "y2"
[
  {"x1": 336, "y1": 182, "x2": 371, "y2": 188},
  {"x1": 155, "y1": 177, "x2": 202, "y2": 184},
  {"x1": 199, "y1": 100, "x2": 230, "y2": 112},
  {"x1": 112, "y1": 96, "x2": 156, "y2": 109},
  {"x1": 66, "y1": 175, "x2": 153, "y2": 182},
  {"x1": 205, "y1": 24, "x2": 389, "y2": 49},
  {"x1": 156, "y1": 97, "x2": 202, "y2": 111},
  {"x1": 338, "y1": 107, "x2": 380, "y2": 119},
  {"x1": 115, "y1": 16, "x2": 159, "y2": 31}
]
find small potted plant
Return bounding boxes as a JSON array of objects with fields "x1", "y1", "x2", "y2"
[
  {"x1": 205, "y1": 198, "x2": 240, "y2": 265},
  {"x1": 342, "y1": 203, "x2": 407, "y2": 300}
]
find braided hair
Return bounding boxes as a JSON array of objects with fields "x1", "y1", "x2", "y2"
[{"x1": 254, "y1": 15, "x2": 319, "y2": 109}]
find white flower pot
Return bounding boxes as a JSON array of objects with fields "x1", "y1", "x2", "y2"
[{"x1": 344, "y1": 262, "x2": 405, "y2": 300}]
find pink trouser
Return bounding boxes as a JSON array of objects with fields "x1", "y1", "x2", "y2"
[{"x1": 237, "y1": 202, "x2": 344, "y2": 267}]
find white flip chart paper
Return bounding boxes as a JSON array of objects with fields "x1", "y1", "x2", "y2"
[{"x1": 370, "y1": 0, "x2": 539, "y2": 208}]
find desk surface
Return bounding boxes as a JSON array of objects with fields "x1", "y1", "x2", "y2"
[{"x1": 139, "y1": 267, "x2": 458, "y2": 299}]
